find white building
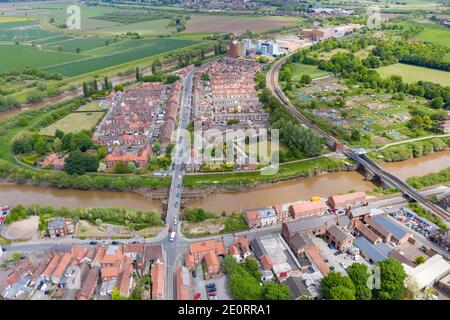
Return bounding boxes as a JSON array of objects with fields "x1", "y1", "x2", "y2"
[{"x1": 402, "y1": 254, "x2": 450, "y2": 290}]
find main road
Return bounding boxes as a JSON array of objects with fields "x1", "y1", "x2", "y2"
[{"x1": 163, "y1": 67, "x2": 196, "y2": 300}]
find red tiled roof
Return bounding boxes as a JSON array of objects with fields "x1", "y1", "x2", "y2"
[
  {"x1": 204, "y1": 251, "x2": 220, "y2": 273},
  {"x1": 151, "y1": 261, "x2": 164, "y2": 299},
  {"x1": 190, "y1": 240, "x2": 225, "y2": 255},
  {"x1": 305, "y1": 246, "x2": 330, "y2": 276}
]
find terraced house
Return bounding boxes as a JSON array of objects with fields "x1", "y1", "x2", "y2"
[{"x1": 93, "y1": 81, "x2": 182, "y2": 169}]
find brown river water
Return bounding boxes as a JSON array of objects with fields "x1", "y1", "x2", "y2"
[{"x1": 0, "y1": 149, "x2": 449, "y2": 213}]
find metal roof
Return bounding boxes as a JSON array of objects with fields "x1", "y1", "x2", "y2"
[
  {"x1": 354, "y1": 237, "x2": 392, "y2": 263},
  {"x1": 372, "y1": 215, "x2": 410, "y2": 241}
]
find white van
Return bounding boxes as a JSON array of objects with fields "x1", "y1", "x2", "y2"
[{"x1": 169, "y1": 232, "x2": 176, "y2": 242}]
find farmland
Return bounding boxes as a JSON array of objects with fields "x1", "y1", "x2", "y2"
[
  {"x1": 44, "y1": 38, "x2": 198, "y2": 76},
  {"x1": 39, "y1": 111, "x2": 105, "y2": 136},
  {"x1": 183, "y1": 15, "x2": 300, "y2": 33},
  {"x1": 0, "y1": 20, "x2": 58, "y2": 42},
  {"x1": 376, "y1": 63, "x2": 450, "y2": 87},
  {"x1": 0, "y1": 45, "x2": 83, "y2": 73},
  {"x1": 93, "y1": 19, "x2": 176, "y2": 35}
]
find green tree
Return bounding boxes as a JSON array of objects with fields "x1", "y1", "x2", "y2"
[
  {"x1": 35, "y1": 137, "x2": 49, "y2": 155},
  {"x1": 52, "y1": 137, "x2": 62, "y2": 152},
  {"x1": 64, "y1": 150, "x2": 99, "y2": 175},
  {"x1": 414, "y1": 256, "x2": 426, "y2": 265},
  {"x1": 264, "y1": 283, "x2": 292, "y2": 300},
  {"x1": 374, "y1": 258, "x2": 407, "y2": 300},
  {"x1": 300, "y1": 74, "x2": 312, "y2": 85},
  {"x1": 114, "y1": 161, "x2": 129, "y2": 174},
  {"x1": 82, "y1": 82, "x2": 89, "y2": 97},
  {"x1": 320, "y1": 271, "x2": 356, "y2": 300},
  {"x1": 26, "y1": 90, "x2": 43, "y2": 103},
  {"x1": 347, "y1": 263, "x2": 372, "y2": 300},
  {"x1": 136, "y1": 67, "x2": 141, "y2": 82},
  {"x1": 329, "y1": 286, "x2": 356, "y2": 300},
  {"x1": 55, "y1": 129, "x2": 65, "y2": 140}
]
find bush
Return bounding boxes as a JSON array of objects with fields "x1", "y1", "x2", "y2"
[{"x1": 184, "y1": 208, "x2": 216, "y2": 222}]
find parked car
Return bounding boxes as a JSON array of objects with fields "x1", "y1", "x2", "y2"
[
  {"x1": 194, "y1": 293, "x2": 201, "y2": 300},
  {"x1": 176, "y1": 193, "x2": 180, "y2": 198},
  {"x1": 328, "y1": 243, "x2": 335, "y2": 250},
  {"x1": 101, "y1": 240, "x2": 108, "y2": 245},
  {"x1": 334, "y1": 251, "x2": 342, "y2": 256},
  {"x1": 192, "y1": 270, "x2": 197, "y2": 278},
  {"x1": 174, "y1": 218, "x2": 178, "y2": 225},
  {"x1": 208, "y1": 295, "x2": 217, "y2": 300},
  {"x1": 205, "y1": 283, "x2": 216, "y2": 292},
  {"x1": 329, "y1": 266, "x2": 335, "y2": 270},
  {"x1": 89, "y1": 241, "x2": 98, "y2": 245},
  {"x1": 207, "y1": 291, "x2": 216, "y2": 297},
  {"x1": 111, "y1": 241, "x2": 121, "y2": 245}
]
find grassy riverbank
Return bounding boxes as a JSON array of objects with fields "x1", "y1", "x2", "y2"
[{"x1": 183, "y1": 156, "x2": 346, "y2": 188}]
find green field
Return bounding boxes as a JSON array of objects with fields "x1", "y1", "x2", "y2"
[
  {"x1": 94, "y1": 19, "x2": 176, "y2": 35},
  {"x1": 44, "y1": 38, "x2": 198, "y2": 76},
  {"x1": 39, "y1": 111, "x2": 105, "y2": 136},
  {"x1": 74, "y1": 102, "x2": 104, "y2": 112},
  {"x1": 444, "y1": 54, "x2": 450, "y2": 63},
  {"x1": 399, "y1": 21, "x2": 450, "y2": 46},
  {"x1": 42, "y1": 36, "x2": 113, "y2": 53},
  {"x1": 0, "y1": 45, "x2": 84, "y2": 73},
  {"x1": 0, "y1": 21, "x2": 58, "y2": 41},
  {"x1": 291, "y1": 63, "x2": 331, "y2": 81},
  {"x1": 376, "y1": 63, "x2": 450, "y2": 86}
]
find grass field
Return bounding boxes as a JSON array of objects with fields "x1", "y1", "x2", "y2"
[
  {"x1": 75, "y1": 102, "x2": 104, "y2": 112},
  {"x1": 291, "y1": 63, "x2": 331, "y2": 81},
  {"x1": 399, "y1": 21, "x2": 450, "y2": 46},
  {"x1": 44, "y1": 38, "x2": 198, "y2": 76},
  {"x1": 0, "y1": 45, "x2": 84, "y2": 73},
  {"x1": 183, "y1": 15, "x2": 300, "y2": 33},
  {"x1": 376, "y1": 63, "x2": 450, "y2": 86},
  {"x1": 39, "y1": 111, "x2": 105, "y2": 136}
]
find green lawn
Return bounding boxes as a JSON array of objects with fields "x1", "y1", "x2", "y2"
[
  {"x1": 0, "y1": 44, "x2": 84, "y2": 73},
  {"x1": 290, "y1": 63, "x2": 331, "y2": 81},
  {"x1": 376, "y1": 63, "x2": 450, "y2": 87},
  {"x1": 74, "y1": 102, "x2": 104, "y2": 112},
  {"x1": 39, "y1": 112, "x2": 105, "y2": 136}
]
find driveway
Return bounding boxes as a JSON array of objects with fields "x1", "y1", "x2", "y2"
[{"x1": 191, "y1": 263, "x2": 233, "y2": 300}]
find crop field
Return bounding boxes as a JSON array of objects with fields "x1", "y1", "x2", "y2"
[
  {"x1": 94, "y1": 19, "x2": 175, "y2": 35},
  {"x1": 0, "y1": 17, "x2": 32, "y2": 23},
  {"x1": 44, "y1": 38, "x2": 198, "y2": 76},
  {"x1": 377, "y1": 63, "x2": 450, "y2": 86},
  {"x1": 0, "y1": 21, "x2": 58, "y2": 42},
  {"x1": 39, "y1": 111, "x2": 105, "y2": 136},
  {"x1": 291, "y1": 63, "x2": 330, "y2": 80},
  {"x1": 41, "y1": 36, "x2": 112, "y2": 53},
  {"x1": 0, "y1": 45, "x2": 84, "y2": 73},
  {"x1": 183, "y1": 15, "x2": 300, "y2": 33}
]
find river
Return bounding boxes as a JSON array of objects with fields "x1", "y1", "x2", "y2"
[{"x1": 0, "y1": 149, "x2": 449, "y2": 213}]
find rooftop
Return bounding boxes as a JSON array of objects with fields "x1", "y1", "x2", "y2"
[
  {"x1": 372, "y1": 215, "x2": 411, "y2": 241},
  {"x1": 354, "y1": 236, "x2": 392, "y2": 263}
]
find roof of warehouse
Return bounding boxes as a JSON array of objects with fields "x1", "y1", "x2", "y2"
[
  {"x1": 354, "y1": 237, "x2": 392, "y2": 263},
  {"x1": 372, "y1": 215, "x2": 410, "y2": 240}
]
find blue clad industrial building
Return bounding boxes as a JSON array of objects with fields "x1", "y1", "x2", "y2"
[{"x1": 353, "y1": 237, "x2": 393, "y2": 263}]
